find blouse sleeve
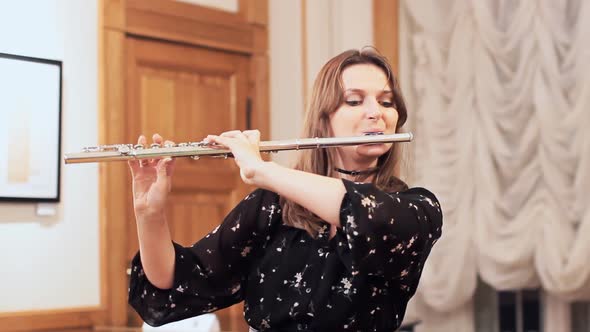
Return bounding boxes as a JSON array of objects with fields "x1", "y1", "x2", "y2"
[
  {"x1": 337, "y1": 179, "x2": 442, "y2": 291},
  {"x1": 128, "y1": 188, "x2": 281, "y2": 327}
]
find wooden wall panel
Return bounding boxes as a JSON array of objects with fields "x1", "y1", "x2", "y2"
[{"x1": 0, "y1": 307, "x2": 101, "y2": 332}]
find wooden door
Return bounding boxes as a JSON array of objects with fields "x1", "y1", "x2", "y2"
[{"x1": 124, "y1": 37, "x2": 251, "y2": 331}]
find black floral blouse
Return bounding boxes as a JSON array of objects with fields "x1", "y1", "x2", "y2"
[{"x1": 128, "y1": 179, "x2": 442, "y2": 332}]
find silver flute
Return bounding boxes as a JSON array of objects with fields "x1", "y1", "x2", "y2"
[{"x1": 64, "y1": 133, "x2": 413, "y2": 164}]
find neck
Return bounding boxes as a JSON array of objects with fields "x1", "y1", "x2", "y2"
[
  {"x1": 334, "y1": 166, "x2": 380, "y2": 181},
  {"x1": 333, "y1": 154, "x2": 379, "y2": 182}
]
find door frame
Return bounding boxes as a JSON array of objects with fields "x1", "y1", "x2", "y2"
[
  {"x1": 374, "y1": 0, "x2": 400, "y2": 75},
  {"x1": 98, "y1": 0, "x2": 269, "y2": 326}
]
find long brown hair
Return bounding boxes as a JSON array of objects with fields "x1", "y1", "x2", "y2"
[{"x1": 281, "y1": 48, "x2": 409, "y2": 237}]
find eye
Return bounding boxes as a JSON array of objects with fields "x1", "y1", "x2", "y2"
[
  {"x1": 379, "y1": 100, "x2": 394, "y2": 108},
  {"x1": 345, "y1": 100, "x2": 363, "y2": 106}
]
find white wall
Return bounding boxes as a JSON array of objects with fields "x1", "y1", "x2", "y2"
[
  {"x1": 0, "y1": 0, "x2": 99, "y2": 311},
  {"x1": 305, "y1": 0, "x2": 374, "y2": 93},
  {"x1": 269, "y1": 0, "x2": 305, "y2": 166}
]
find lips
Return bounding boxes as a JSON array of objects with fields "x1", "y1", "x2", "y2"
[{"x1": 363, "y1": 131, "x2": 384, "y2": 136}]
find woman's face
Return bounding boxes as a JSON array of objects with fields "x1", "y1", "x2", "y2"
[{"x1": 329, "y1": 64, "x2": 399, "y2": 164}]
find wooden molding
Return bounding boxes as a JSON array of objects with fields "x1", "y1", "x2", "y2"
[
  {"x1": 104, "y1": 0, "x2": 266, "y2": 55},
  {"x1": 373, "y1": 0, "x2": 399, "y2": 75},
  {"x1": 252, "y1": 25, "x2": 268, "y2": 54},
  {"x1": 249, "y1": 54, "x2": 269, "y2": 140},
  {"x1": 301, "y1": 0, "x2": 308, "y2": 106},
  {"x1": 0, "y1": 307, "x2": 102, "y2": 332},
  {"x1": 124, "y1": 0, "x2": 256, "y2": 54},
  {"x1": 239, "y1": 0, "x2": 268, "y2": 26},
  {"x1": 100, "y1": 28, "x2": 130, "y2": 326},
  {"x1": 250, "y1": 26, "x2": 269, "y2": 139},
  {"x1": 102, "y1": 0, "x2": 125, "y2": 30}
]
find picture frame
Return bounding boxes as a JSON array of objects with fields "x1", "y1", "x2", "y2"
[{"x1": 0, "y1": 52, "x2": 62, "y2": 202}]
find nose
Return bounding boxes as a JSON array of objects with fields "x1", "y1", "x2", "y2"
[{"x1": 365, "y1": 98, "x2": 382, "y2": 120}]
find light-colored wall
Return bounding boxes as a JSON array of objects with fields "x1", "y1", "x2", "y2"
[
  {"x1": 305, "y1": 0, "x2": 373, "y2": 94},
  {"x1": 175, "y1": 0, "x2": 238, "y2": 12},
  {"x1": 0, "y1": 0, "x2": 99, "y2": 311},
  {"x1": 270, "y1": 0, "x2": 373, "y2": 166},
  {"x1": 269, "y1": 0, "x2": 305, "y2": 166}
]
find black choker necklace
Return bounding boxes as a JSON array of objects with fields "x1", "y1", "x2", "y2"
[{"x1": 334, "y1": 166, "x2": 380, "y2": 176}]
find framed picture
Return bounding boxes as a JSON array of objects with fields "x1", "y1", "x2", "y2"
[{"x1": 0, "y1": 52, "x2": 62, "y2": 202}]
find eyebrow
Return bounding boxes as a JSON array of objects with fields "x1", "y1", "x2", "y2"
[{"x1": 344, "y1": 88, "x2": 393, "y2": 95}]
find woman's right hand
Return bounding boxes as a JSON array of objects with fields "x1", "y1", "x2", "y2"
[{"x1": 128, "y1": 134, "x2": 176, "y2": 220}]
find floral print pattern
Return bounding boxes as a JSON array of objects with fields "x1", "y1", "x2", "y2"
[{"x1": 128, "y1": 179, "x2": 442, "y2": 331}]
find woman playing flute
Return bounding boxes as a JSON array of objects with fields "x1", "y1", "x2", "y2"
[{"x1": 127, "y1": 48, "x2": 443, "y2": 332}]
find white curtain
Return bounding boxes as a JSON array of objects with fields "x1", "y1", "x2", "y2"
[{"x1": 399, "y1": 1, "x2": 590, "y2": 331}]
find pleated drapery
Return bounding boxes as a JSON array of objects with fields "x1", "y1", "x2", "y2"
[{"x1": 399, "y1": 1, "x2": 590, "y2": 331}]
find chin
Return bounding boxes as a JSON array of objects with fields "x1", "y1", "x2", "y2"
[{"x1": 356, "y1": 144, "x2": 390, "y2": 158}]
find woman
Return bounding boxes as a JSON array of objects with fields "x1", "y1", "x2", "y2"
[{"x1": 128, "y1": 48, "x2": 442, "y2": 332}]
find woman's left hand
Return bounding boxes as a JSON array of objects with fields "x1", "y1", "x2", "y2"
[{"x1": 204, "y1": 130, "x2": 265, "y2": 185}]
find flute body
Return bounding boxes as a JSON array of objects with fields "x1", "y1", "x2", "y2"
[{"x1": 64, "y1": 133, "x2": 413, "y2": 164}]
